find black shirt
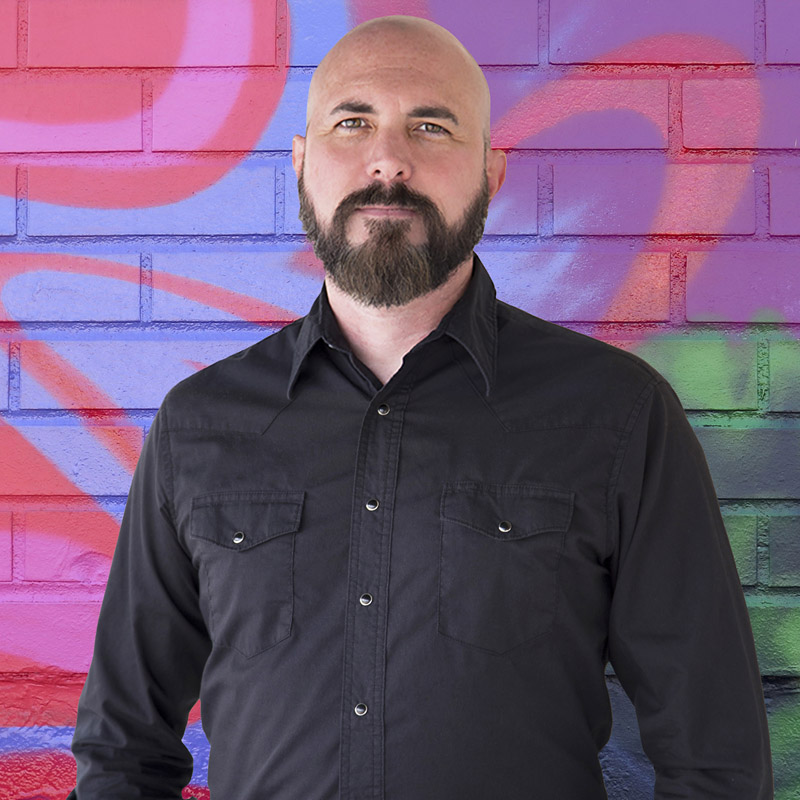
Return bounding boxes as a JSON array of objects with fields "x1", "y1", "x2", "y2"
[{"x1": 71, "y1": 255, "x2": 772, "y2": 799}]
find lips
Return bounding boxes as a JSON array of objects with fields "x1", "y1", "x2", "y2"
[{"x1": 356, "y1": 205, "x2": 417, "y2": 218}]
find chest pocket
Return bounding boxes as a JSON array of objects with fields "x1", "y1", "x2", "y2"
[
  {"x1": 438, "y1": 482, "x2": 574, "y2": 655},
  {"x1": 190, "y1": 491, "x2": 304, "y2": 658}
]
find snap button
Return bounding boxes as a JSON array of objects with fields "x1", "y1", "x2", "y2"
[
  {"x1": 365, "y1": 498, "x2": 380, "y2": 511},
  {"x1": 377, "y1": 404, "x2": 390, "y2": 416},
  {"x1": 498, "y1": 520, "x2": 512, "y2": 533},
  {"x1": 354, "y1": 703, "x2": 368, "y2": 716},
  {"x1": 359, "y1": 593, "x2": 373, "y2": 606},
  {"x1": 232, "y1": 531, "x2": 246, "y2": 544}
]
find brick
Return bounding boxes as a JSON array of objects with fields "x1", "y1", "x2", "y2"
[
  {"x1": 687, "y1": 251, "x2": 800, "y2": 323},
  {"x1": 747, "y1": 600, "x2": 800, "y2": 675},
  {"x1": 0, "y1": 341, "x2": 8, "y2": 410},
  {"x1": 153, "y1": 74, "x2": 289, "y2": 152},
  {"x1": 488, "y1": 76, "x2": 668, "y2": 150},
  {"x1": 23, "y1": 511, "x2": 120, "y2": 582},
  {"x1": 766, "y1": 0, "x2": 800, "y2": 64},
  {"x1": 0, "y1": 601, "x2": 100, "y2": 672},
  {"x1": 622, "y1": 337, "x2": 758, "y2": 410},
  {"x1": 684, "y1": 77, "x2": 800, "y2": 149},
  {"x1": 477, "y1": 250, "x2": 669, "y2": 321},
  {"x1": 770, "y1": 167, "x2": 800, "y2": 235},
  {"x1": 0, "y1": 76, "x2": 142, "y2": 153},
  {"x1": 1, "y1": 424, "x2": 142, "y2": 496},
  {"x1": 0, "y1": 0, "x2": 16, "y2": 67},
  {"x1": 554, "y1": 164, "x2": 756, "y2": 235},
  {"x1": 287, "y1": 0, "x2": 537, "y2": 66},
  {"x1": 769, "y1": 516, "x2": 800, "y2": 587},
  {"x1": 0, "y1": 167, "x2": 15, "y2": 234},
  {"x1": 20, "y1": 339, "x2": 270, "y2": 409},
  {"x1": 764, "y1": 685, "x2": 800, "y2": 794},
  {"x1": 722, "y1": 513, "x2": 758, "y2": 585},
  {"x1": 28, "y1": 0, "x2": 276, "y2": 67},
  {"x1": 694, "y1": 428, "x2": 800, "y2": 500},
  {"x1": 1, "y1": 253, "x2": 140, "y2": 322},
  {"x1": 152, "y1": 251, "x2": 321, "y2": 320},
  {"x1": 485, "y1": 163, "x2": 539, "y2": 234},
  {"x1": 0, "y1": 680, "x2": 84, "y2": 725},
  {"x1": 550, "y1": 0, "x2": 754, "y2": 64},
  {"x1": 254, "y1": 73, "x2": 309, "y2": 151},
  {"x1": 0, "y1": 511, "x2": 11, "y2": 581},
  {"x1": 771, "y1": 341, "x2": 800, "y2": 412},
  {"x1": 27, "y1": 164, "x2": 275, "y2": 236}
]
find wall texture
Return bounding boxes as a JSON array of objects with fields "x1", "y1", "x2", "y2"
[{"x1": 0, "y1": 1, "x2": 798, "y2": 798}]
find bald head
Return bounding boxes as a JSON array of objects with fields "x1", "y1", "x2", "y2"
[{"x1": 307, "y1": 16, "x2": 491, "y2": 146}]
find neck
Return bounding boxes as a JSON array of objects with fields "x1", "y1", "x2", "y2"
[{"x1": 324, "y1": 256, "x2": 474, "y2": 385}]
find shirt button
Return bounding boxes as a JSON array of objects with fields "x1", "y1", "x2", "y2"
[
  {"x1": 365, "y1": 498, "x2": 380, "y2": 511},
  {"x1": 354, "y1": 703, "x2": 368, "y2": 716},
  {"x1": 498, "y1": 520, "x2": 512, "y2": 533},
  {"x1": 232, "y1": 531, "x2": 246, "y2": 544},
  {"x1": 377, "y1": 403, "x2": 390, "y2": 416},
  {"x1": 359, "y1": 593, "x2": 373, "y2": 606}
]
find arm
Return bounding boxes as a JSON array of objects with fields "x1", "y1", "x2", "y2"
[
  {"x1": 70, "y1": 402, "x2": 211, "y2": 798},
  {"x1": 607, "y1": 377, "x2": 773, "y2": 799}
]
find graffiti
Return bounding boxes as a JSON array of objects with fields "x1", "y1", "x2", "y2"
[{"x1": 0, "y1": 0, "x2": 798, "y2": 797}]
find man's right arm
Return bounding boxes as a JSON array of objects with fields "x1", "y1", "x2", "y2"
[{"x1": 70, "y1": 402, "x2": 211, "y2": 798}]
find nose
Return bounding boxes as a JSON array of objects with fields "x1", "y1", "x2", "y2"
[{"x1": 365, "y1": 128, "x2": 413, "y2": 184}]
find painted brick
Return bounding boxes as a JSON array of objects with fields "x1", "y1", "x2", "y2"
[
  {"x1": 0, "y1": 512, "x2": 11, "y2": 582},
  {"x1": 2, "y1": 424, "x2": 141, "y2": 496},
  {"x1": 485, "y1": 163, "x2": 538, "y2": 234},
  {"x1": 747, "y1": 600, "x2": 800, "y2": 675},
  {"x1": 687, "y1": 251, "x2": 800, "y2": 323},
  {"x1": 0, "y1": 601, "x2": 100, "y2": 672},
  {"x1": 0, "y1": 76, "x2": 142, "y2": 153},
  {"x1": 766, "y1": 0, "x2": 800, "y2": 64},
  {"x1": 550, "y1": 0, "x2": 755, "y2": 64},
  {"x1": 722, "y1": 514, "x2": 758, "y2": 585},
  {"x1": 620, "y1": 337, "x2": 758, "y2": 410},
  {"x1": 771, "y1": 341, "x2": 800, "y2": 412},
  {"x1": 152, "y1": 251, "x2": 322, "y2": 320},
  {"x1": 769, "y1": 517, "x2": 800, "y2": 587},
  {"x1": 0, "y1": 680, "x2": 84, "y2": 726},
  {"x1": 28, "y1": 0, "x2": 276, "y2": 67},
  {"x1": 1, "y1": 254, "x2": 140, "y2": 322},
  {"x1": 694, "y1": 428, "x2": 800, "y2": 500},
  {"x1": 19, "y1": 339, "x2": 270, "y2": 409},
  {"x1": 488, "y1": 76, "x2": 669, "y2": 150},
  {"x1": 284, "y1": 162, "x2": 309, "y2": 235},
  {"x1": 287, "y1": 0, "x2": 537, "y2": 66},
  {"x1": 477, "y1": 250, "x2": 669, "y2": 321},
  {"x1": 27, "y1": 164, "x2": 275, "y2": 236},
  {"x1": 770, "y1": 167, "x2": 800, "y2": 236},
  {"x1": 0, "y1": 0, "x2": 16, "y2": 67},
  {"x1": 684, "y1": 77, "x2": 800, "y2": 149},
  {"x1": 0, "y1": 341, "x2": 8, "y2": 411},
  {"x1": 254, "y1": 73, "x2": 309, "y2": 151},
  {"x1": 0, "y1": 164, "x2": 15, "y2": 235},
  {"x1": 23, "y1": 511, "x2": 120, "y2": 583},
  {"x1": 152, "y1": 74, "x2": 289, "y2": 152},
  {"x1": 553, "y1": 164, "x2": 756, "y2": 235}
]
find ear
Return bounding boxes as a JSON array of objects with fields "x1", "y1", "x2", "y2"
[
  {"x1": 291, "y1": 134, "x2": 306, "y2": 178},
  {"x1": 486, "y1": 147, "x2": 507, "y2": 202}
]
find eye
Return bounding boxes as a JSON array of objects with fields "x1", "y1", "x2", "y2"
[
  {"x1": 418, "y1": 122, "x2": 448, "y2": 135},
  {"x1": 336, "y1": 118, "x2": 366, "y2": 130}
]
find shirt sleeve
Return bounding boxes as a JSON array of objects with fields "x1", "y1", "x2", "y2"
[
  {"x1": 607, "y1": 377, "x2": 773, "y2": 799},
  {"x1": 70, "y1": 401, "x2": 212, "y2": 799}
]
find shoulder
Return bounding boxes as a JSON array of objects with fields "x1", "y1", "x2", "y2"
[
  {"x1": 160, "y1": 318, "x2": 304, "y2": 431},
  {"x1": 492, "y1": 301, "x2": 665, "y2": 430}
]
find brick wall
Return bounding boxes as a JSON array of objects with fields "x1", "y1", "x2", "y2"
[{"x1": 0, "y1": 1, "x2": 798, "y2": 797}]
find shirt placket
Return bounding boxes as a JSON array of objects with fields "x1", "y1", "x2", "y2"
[{"x1": 339, "y1": 381, "x2": 411, "y2": 800}]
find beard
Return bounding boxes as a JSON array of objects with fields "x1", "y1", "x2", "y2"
[{"x1": 297, "y1": 169, "x2": 490, "y2": 308}]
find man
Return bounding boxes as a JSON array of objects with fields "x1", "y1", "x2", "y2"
[{"x1": 70, "y1": 15, "x2": 772, "y2": 799}]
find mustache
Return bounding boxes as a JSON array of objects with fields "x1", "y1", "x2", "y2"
[{"x1": 331, "y1": 182, "x2": 442, "y2": 228}]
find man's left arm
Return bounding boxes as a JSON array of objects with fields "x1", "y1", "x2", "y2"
[{"x1": 607, "y1": 376, "x2": 773, "y2": 798}]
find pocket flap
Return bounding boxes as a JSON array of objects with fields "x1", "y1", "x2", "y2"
[
  {"x1": 191, "y1": 490, "x2": 304, "y2": 551},
  {"x1": 441, "y1": 482, "x2": 573, "y2": 541}
]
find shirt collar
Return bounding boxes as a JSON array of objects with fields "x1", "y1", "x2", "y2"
[{"x1": 287, "y1": 253, "x2": 498, "y2": 399}]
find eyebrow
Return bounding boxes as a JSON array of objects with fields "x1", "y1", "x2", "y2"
[{"x1": 328, "y1": 101, "x2": 459, "y2": 126}]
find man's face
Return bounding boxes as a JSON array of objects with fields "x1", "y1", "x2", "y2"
[{"x1": 292, "y1": 24, "x2": 506, "y2": 307}]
